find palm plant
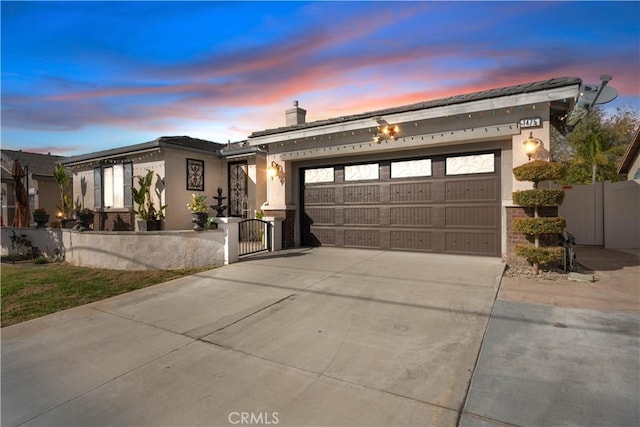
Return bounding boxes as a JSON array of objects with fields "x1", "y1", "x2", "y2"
[
  {"x1": 132, "y1": 170, "x2": 167, "y2": 221},
  {"x1": 53, "y1": 164, "x2": 73, "y2": 219}
]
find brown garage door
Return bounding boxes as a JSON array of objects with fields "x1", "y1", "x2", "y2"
[{"x1": 302, "y1": 151, "x2": 500, "y2": 256}]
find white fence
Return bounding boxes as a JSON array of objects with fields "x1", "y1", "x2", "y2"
[{"x1": 559, "y1": 180, "x2": 640, "y2": 249}]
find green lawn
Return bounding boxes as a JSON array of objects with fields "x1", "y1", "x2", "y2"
[{"x1": 1, "y1": 262, "x2": 213, "y2": 327}]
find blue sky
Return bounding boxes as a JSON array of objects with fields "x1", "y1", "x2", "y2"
[{"x1": 2, "y1": 1, "x2": 639, "y2": 156}]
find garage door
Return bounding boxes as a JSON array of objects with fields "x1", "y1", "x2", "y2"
[{"x1": 302, "y1": 151, "x2": 500, "y2": 256}]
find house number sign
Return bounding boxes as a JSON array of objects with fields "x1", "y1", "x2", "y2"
[{"x1": 519, "y1": 117, "x2": 542, "y2": 128}]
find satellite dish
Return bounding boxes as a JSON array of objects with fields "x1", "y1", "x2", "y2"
[{"x1": 578, "y1": 83, "x2": 618, "y2": 106}]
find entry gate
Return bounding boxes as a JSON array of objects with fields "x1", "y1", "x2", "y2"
[{"x1": 239, "y1": 219, "x2": 271, "y2": 256}]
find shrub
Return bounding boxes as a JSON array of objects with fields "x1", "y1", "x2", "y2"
[
  {"x1": 512, "y1": 189, "x2": 565, "y2": 207},
  {"x1": 514, "y1": 246, "x2": 564, "y2": 265},
  {"x1": 513, "y1": 160, "x2": 566, "y2": 183},
  {"x1": 32, "y1": 257, "x2": 49, "y2": 265},
  {"x1": 513, "y1": 217, "x2": 566, "y2": 235}
]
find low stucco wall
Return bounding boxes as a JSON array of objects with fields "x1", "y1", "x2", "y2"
[
  {"x1": 63, "y1": 229, "x2": 225, "y2": 270},
  {"x1": 2, "y1": 227, "x2": 226, "y2": 270},
  {"x1": 1, "y1": 227, "x2": 64, "y2": 259}
]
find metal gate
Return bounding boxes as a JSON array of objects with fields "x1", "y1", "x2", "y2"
[{"x1": 239, "y1": 219, "x2": 271, "y2": 256}]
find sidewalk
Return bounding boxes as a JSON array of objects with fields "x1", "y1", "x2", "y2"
[{"x1": 462, "y1": 247, "x2": 640, "y2": 426}]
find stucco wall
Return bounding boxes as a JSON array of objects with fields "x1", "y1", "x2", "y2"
[
  {"x1": 1, "y1": 227, "x2": 225, "y2": 269},
  {"x1": 163, "y1": 148, "x2": 225, "y2": 230},
  {"x1": 246, "y1": 154, "x2": 267, "y2": 217},
  {"x1": 73, "y1": 169, "x2": 96, "y2": 210},
  {"x1": 1, "y1": 227, "x2": 64, "y2": 259},
  {"x1": 62, "y1": 229, "x2": 225, "y2": 270}
]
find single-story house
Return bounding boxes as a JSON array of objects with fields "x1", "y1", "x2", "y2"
[
  {"x1": 250, "y1": 77, "x2": 583, "y2": 258},
  {"x1": 1, "y1": 149, "x2": 66, "y2": 226},
  {"x1": 60, "y1": 136, "x2": 230, "y2": 231},
  {"x1": 59, "y1": 77, "x2": 589, "y2": 259}
]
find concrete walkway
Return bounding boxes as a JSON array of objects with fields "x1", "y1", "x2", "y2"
[
  {"x1": 462, "y1": 247, "x2": 640, "y2": 427},
  {"x1": 2, "y1": 247, "x2": 505, "y2": 426}
]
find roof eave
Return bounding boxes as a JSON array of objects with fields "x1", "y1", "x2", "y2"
[
  {"x1": 618, "y1": 128, "x2": 640, "y2": 175},
  {"x1": 249, "y1": 77, "x2": 582, "y2": 141}
]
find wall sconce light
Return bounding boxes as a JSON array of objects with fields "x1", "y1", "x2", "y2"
[
  {"x1": 267, "y1": 161, "x2": 285, "y2": 183},
  {"x1": 373, "y1": 117, "x2": 400, "y2": 144},
  {"x1": 523, "y1": 131, "x2": 542, "y2": 160}
]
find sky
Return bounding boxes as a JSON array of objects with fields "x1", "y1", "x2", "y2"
[{"x1": 2, "y1": 1, "x2": 639, "y2": 156}]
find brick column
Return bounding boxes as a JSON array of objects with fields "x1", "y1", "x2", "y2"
[{"x1": 262, "y1": 208, "x2": 295, "y2": 248}]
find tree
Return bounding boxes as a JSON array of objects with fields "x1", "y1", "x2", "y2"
[
  {"x1": 512, "y1": 161, "x2": 567, "y2": 275},
  {"x1": 551, "y1": 105, "x2": 639, "y2": 183}
]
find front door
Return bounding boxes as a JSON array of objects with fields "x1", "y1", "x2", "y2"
[{"x1": 228, "y1": 161, "x2": 248, "y2": 217}]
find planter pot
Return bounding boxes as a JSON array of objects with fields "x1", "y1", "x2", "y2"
[
  {"x1": 74, "y1": 212, "x2": 94, "y2": 231},
  {"x1": 60, "y1": 218, "x2": 76, "y2": 229},
  {"x1": 33, "y1": 214, "x2": 50, "y2": 228},
  {"x1": 147, "y1": 219, "x2": 162, "y2": 231},
  {"x1": 191, "y1": 212, "x2": 208, "y2": 231},
  {"x1": 135, "y1": 219, "x2": 147, "y2": 232}
]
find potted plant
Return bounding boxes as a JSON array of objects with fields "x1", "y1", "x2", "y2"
[
  {"x1": 53, "y1": 164, "x2": 74, "y2": 228},
  {"x1": 206, "y1": 216, "x2": 218, "y2": 230},
  {"x1": 187, "y1": 193, "x2": 209, "y2": 230},
  {"x1": 33, "y1": 208, "x2": 50, "y2": 228},
  {"x1": 74, "y1": 208, "x2": 94, "y2": 231},
  {"x1": 132, "y1": 170, "x2": 167, "y2": 231}
]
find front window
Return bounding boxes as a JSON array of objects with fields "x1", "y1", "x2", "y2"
[
  {"x1": 103, "y1": 165, "x2": 125, "y2": 207},
  {"x1": 94, "y1": 162, "x2": 132, "y2": 209}
]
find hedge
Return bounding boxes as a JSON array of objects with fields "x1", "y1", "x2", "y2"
[
  {"x1": 513, "y1": 217, "x2": 566, "y2": 235},
  {"x1": 513, "y1": 160, "x2": 566, "y2": 183},
  {"x1": 512, "y1": 189, "x2": 565, "y2": 207},
  {"x1": 515, "y1": 245, "x2": 564, "y2": 265}
]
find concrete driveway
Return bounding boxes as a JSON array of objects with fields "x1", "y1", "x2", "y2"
[{"x1": 2, "y1": 247, "x2": 504, "y2": 426}]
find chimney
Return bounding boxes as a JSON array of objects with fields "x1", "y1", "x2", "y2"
[{"x1": 285, "y1": 100, "x2": 306, "y2": 126}]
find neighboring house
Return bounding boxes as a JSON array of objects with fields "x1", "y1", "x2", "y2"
[
  {"x1": 60, "y1": 136, "x2": 227, "y2": 231},
  {"x1": 618, "y1": 128, "x2": 640, "y2": 180},
  {"x1": 249, "y1": 77, "x2": 585, "y2": 258},
  {"x1": 1, "y1": 149, "x2": 65, "y2": 226}
]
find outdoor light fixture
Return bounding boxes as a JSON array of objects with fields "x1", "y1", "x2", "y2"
[
  {"x1": 523, "y1": 131, "x2": 542, "y2": 160},
  {"x1": 268, "y1": 161, "x2": 284, "y2": 181},
  {"x1": 373, "y1": 123, "x2": 400, "y2": 144}
]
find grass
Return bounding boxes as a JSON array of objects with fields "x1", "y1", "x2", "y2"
[{"x1": 1, "y1": 262, "x2": 213, "y2": 327}]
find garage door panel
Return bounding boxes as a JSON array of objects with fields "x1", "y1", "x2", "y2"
[
  {"x1": 390, "y1": 182, "x2": 432, "y2": 202},
  {"x1": 344, "y1": 229, "x2": 380, "y2": 248},
  {"x1": 390, "y1": 207, "x2": 432, "y2": 226},
  {"x1": 305, "y1": 208, "x2": 335, "y2": 225},
  {"x1": 343, "y1": 207, "x2": 380, "y2": 225},
  {"x1": 343, "y1": 185, "x2": 380, "y2": 204},
  {"x1": 445, "y1": 179, "x2": 497, "y2": 201},
  {"x1": 308, "y1": 228, "x2": 336, "y2": 246},
  {"x1": 445, "y1": 231, "x2": 498, "y2": 255},
  {"x1": 390, "y1": 230, "x2": 432, "y2": 251},
  {"x1": 305, "y1": 187, "x2": 335, "y2": 205},
  {"x1": 445, "y1": 206, "x2": 499, "y2": 228}
]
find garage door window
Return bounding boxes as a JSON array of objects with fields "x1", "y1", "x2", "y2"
[
  {"x1": 344, "y1": 163, "x2": 379, "y2": 181},
  {"x1": 391, "y1": 159, "x2": 432, "y2": 178},
  {"x1": 305, "y1": 167, "x2": 334, "y2": 183},
  {"x1": 446, "y1": 153, "x2": 494, "y2": 175}
]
